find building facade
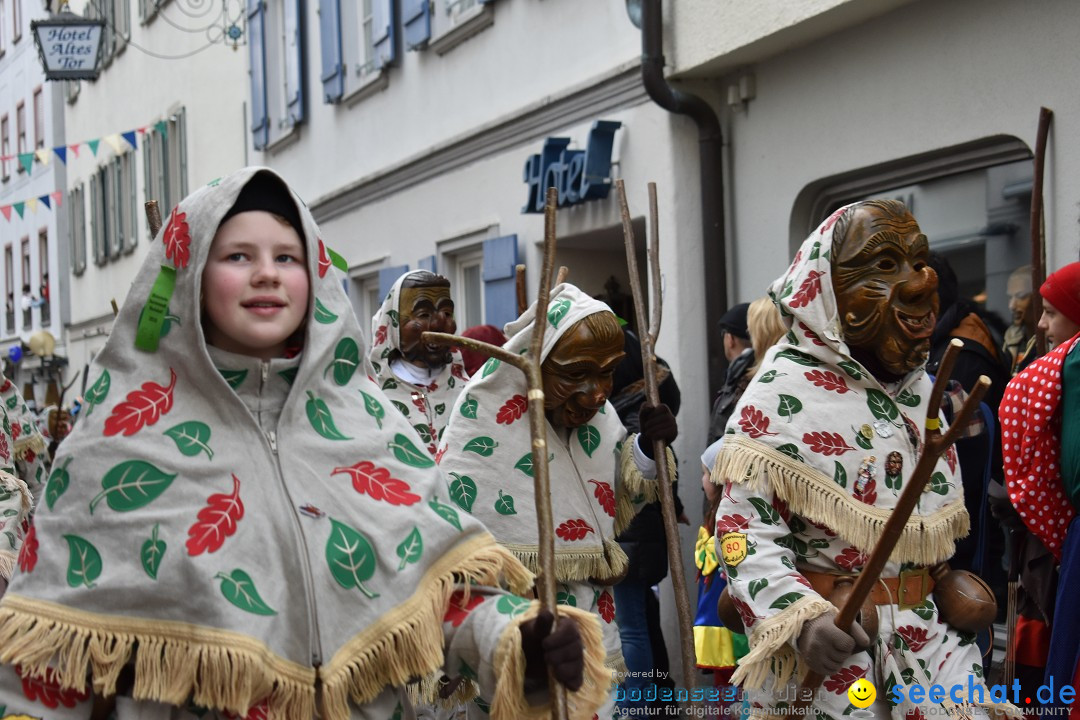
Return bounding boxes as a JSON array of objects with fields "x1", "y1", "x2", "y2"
[{"x1": 0, "y1": 0, "x2": 67, "y2": 407}]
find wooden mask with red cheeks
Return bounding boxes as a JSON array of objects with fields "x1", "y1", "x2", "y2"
[
  {"x1": 831, "y1": 200, "x2": 939, "y2": 380},
  {"x1": 398, "y1": 272, "x2": 457, "y2": 368},
  {"x1": 541, "y1": 311, "x2": 625, "y2": 429}
]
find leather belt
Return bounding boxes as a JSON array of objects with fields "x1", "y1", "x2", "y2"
[{"x1": 800, "y1": 567, "x2": 934, "y2": 611}]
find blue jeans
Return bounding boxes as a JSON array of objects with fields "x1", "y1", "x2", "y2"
[{"x1": 613, "y1": 581, "x2": 655, "y2": 716}]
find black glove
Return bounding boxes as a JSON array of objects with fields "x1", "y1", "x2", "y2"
[
  {"x1": 521, "y1": 610, "x2": 583, "y2": 692},
  {"x1": 988, "y1": 493, "x2": 1024, "y2": 531},
  {"x1": 637, "y1": 403, "x2": 678, "y2": 459}
]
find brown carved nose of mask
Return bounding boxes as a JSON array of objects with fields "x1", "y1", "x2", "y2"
[{"x1": 899, "y1": 267, "x2": 938, "y2": 305}]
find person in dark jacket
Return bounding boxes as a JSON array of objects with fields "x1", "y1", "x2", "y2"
[
  {"x1": 707, "y1": 304, "x2": 753, "y2": 443},
  {"x1": 610, "y1": 327, "x2": 683, "y2": 715}
]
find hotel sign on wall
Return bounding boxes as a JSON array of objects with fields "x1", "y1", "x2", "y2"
[
  {"x1": 31, "y1": 7, "x2": 106, "y2": 81},
  {"x1": 522, "y1": 120, "x2": 622, "y2": 213}
]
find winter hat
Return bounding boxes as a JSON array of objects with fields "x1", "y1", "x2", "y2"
[
  {"x1": 1040, "y1": 261, "x2": 1080, "y2": 327},
  {"x1": 219, "y1": 170, "x2": 305, "y2": 239},
  {"x1": 718, "y1": 302, "x2": 750, "y2": 340}
]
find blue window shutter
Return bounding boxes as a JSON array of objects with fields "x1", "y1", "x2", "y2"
[
  {"x1": 418, "y1": 255, "x2": 436, "y2": 273},
  {"x1": 372, "y1": 0, "x2": 397, "y2": 69},
  {"x1": 319, "y1": 0, "x2": 344, "y2": 103},
  {"x1": 478, "y1": 0, "x2": 494, "y2": 4},
  {"x1": 379, "y1": 265, "x2": 410, "y2": 299},
  {"x1": 247, "y1": 0, "x2": 269, "y2": 150},
  {"x1": 482, "y1": 235, "x2": 518, "y2": 330},
  {"x1": 402, "y1": 0, "x2": 430, "y2": 50},
  {"x1": 284, "y1": 0, "x2": 305, "y2": 124}
]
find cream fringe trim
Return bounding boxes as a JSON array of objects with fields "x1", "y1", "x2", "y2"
[
  {"x1": 0, "y1": 593, "x2": 316, "y2": 718},
  {"x1": 490, "y1": 601, "x2": 610, "y2": 720},
  {"x1": 503, "y1": 538, "x2": 628, "y2": 584},
  {"x1": 0, "y1": 470, "x2": 33, "y2": 580},
  {"x1": 605, "y1": 650, "x2": 627, "y2": 677},
  {"x1": 729, "y1": 594, "x2": 833, "y2": 690},
  {"x1": 712, "y1": 435, "x2": 969, "y2": 566},
  {"x1": 614, "y1": 435, "x2": 673, "y2": 535},
  {"x1": 407, "y1": 672, "x2": 477, "y2": 709},
  {"x1": 319, "y1": 535, "x2": 534, "y2": 719},
  {"x1": 13, "y1": 432, "x2": 46, "y2": 461}
]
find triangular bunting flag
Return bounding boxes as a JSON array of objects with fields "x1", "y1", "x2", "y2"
[
  {"x1": 27, "y1": 198, "x2": 38, "y2": 213},
  {"x1": 0, "y1": 206, "x2": 10, "y2": 222},
  {"x1": 14, "y1": 202, "x2": 25, "y2": 219},
  {"x1": 138, "y1": 126, "x2": 149, "y2": 135},
  {"x1": 18, "y1": 153, "x2": 34, "y2": 174},
  {"x1": 104, "y1": 134, "x2": 124, "y2": 155},
  {"x1": 39, "y1": 195, "x2": 51, "y2": 210},
  {"x1": 70, "y1": 144, "x2": 81, "y2": 159},
  {"x1": 122, "y1": 130, "x2": 137, "y2": 150},
  {"x1": 34, "y1": 149, "x2": 50, "y2": 167},
  {"x1": 88, "y1": 139, "x2": 100, "y2": 156},
  {"x1": 53, "y1": 146, "x2": 67, "y2": 165},
  {"x1": 52, "y1": 191, "x2": 64, "y2": 208},
  {"x1": 154, "y1": 120, "x2": 168, "y2": 138}
]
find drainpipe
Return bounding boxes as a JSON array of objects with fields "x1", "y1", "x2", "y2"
[{"x1": 640, "y1": 0, "x2": 727, "y2": 396}]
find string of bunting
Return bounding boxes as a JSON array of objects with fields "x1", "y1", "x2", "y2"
[{"x1": 0, "y1": 116, "x2": 173, "y2": 222}]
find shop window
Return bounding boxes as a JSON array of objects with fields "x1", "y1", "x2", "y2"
[
  {"x1": 319, "y1": 0, "x2": 395, "y2": 105},
  {"x1": 795, "y1": 136, "x2": 1034, "y2": 344}
]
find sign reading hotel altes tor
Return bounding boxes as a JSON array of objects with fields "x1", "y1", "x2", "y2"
[
  {"x1": 522, "y1": 120, "x2": 622, "y2": 213},
  {"x1": 31, "y1": 6, "x2": 106, "y2": 81}
]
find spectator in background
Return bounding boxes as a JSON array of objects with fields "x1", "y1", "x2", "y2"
[
  {"x1": 1003, "y1": 265, "x2": 1039, "y2": 375},
  {"x1": 998, "y1": 260, "x2": 1080, "y2": 712},
  {"x1": 609, "y1": 326, "x2": 683, "y2": 715},
  {"x1": 707, "y1": 303, "x2": 752, "y2": 443},
  {"x1": 459, "y1": 324, "x2": 507, "y2": 377}
]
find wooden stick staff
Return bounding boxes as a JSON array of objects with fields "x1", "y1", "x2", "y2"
[
  {"x1": 424, "y1": 187, "x2": 568, "y2": 720},
  {"x1": 1030, "y1": 107, "x2": 1053, "y2": 359},
  {"x1": 615, "y1": 180, "x2": 698, "y2": 703},
  {"x1": 795, "y1": 339, "x2": 990, "y2": 706}
]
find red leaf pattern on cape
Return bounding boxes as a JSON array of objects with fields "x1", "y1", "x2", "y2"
[
  {"x1": 0, "y1": 431, "x2": 8, "y2": 462},
  {"x1": 225, "y1": 699, "x2": 270, "y2": 720},
  {"x1": 789, "y1": 270, "x2": 825, "y2": 309},
  {"x1": 332, "y1": 461, "x2": 422, "y2": 505},
  {"x1": 317, "y1": 238, "x2": 331, "y2": 278},
  {"x1": 374, "y1": 325, "x2": 388, "y2": 347},
  {"x1": 730, "y1": 595, "x2": 759, "y2": 629},
  {"x1": 598, "y1": 590, "x2": 616, "y2": 623},
  {"x1": 804, "y1": 369, "x2": 850, "y2": 394},
  {"x1": 896, "y1": 625, "x2": 938, "y2": 652},
  {"x1": 451, "y1": 363, "x2": 465, "y2": 380},
  {"x1": 18, "y1": 665, "x2": 89, "y2": 708},
  {"x1": 587, "y1": 479, "x2": 616, "y2": 517},
  {"x1": 802, "y1": 431, "x2": 855, "y2": 456},
  {"x1": 739, "y1": 405, "x2": 778, "y2": 438},
  {"x1": 11, "y1": 421, "x2": 21, "y2": 441},
  {"x1": 186, "y1": 474, "x2": 244, "y2": 556},
  {"x1": 821, "y1": 206, "x2": 847, "y2": 235},
  {"x1": 834, "y1": 546, "x2": 868, "y2": 571},
  {"x1": 496, "y1": 395, "x2": 528, "y2": 425},
  {"x1": 17, "y1": 522, "x2": 37, "y2": 573},
  {"x1": 773, "y1": 496, "x2": 791, "y2": 522},
  {"x1": 412, "y1": 394, "x2": 427, "y2": 414},
  {"x1": 945, "y1": 445, "x2": 957, "y2": 474},
  {"x1": 435, "y1": 447, "x2": 446, "y2": 465},
  {"x1": 800, "y1": 323, "x2": 826, "y2": 346},
  {"x1": 822, "y1": 665, "x2": 867, "y2": 694},
  {"x1": 162, "y1": 206, "x2": 191, "y2": 268},
  {"x1": 715, "y1": 514, "x2": 751, "y2": 533},
  {"x1": 906, "y1": 710, "x2": 926, "y2": 720},
  {"x1": 0, "y1": 378, "x2": 11, "y2": 392},
  {"x1": 555, "y1": 518, "x2": 595, "y2": 541},
  {"x1": 444, "y1": 590, "x2": 485, "y2": 628},
  {"x1": 103, "y1": 369, "x2": 177, "y2": 437},
  {"x1": 855, "y1": 477, "x2": 877, "y2": 506},
  {"x1": 788, "y1": 573, "x2": 814, "y2": 590}
]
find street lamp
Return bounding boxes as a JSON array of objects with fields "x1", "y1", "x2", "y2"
[{"x1": 31, "y1": 1, "x2": 106, "y2": 81}]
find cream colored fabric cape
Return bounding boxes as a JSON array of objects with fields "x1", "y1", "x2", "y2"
[{"x1": 0, "y1": 167, "x2": 540, "y2": 720}]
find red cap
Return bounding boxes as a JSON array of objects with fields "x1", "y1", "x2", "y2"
[{"x1": 1040, "y1": 261, "x2": 1080, "y2": 328}]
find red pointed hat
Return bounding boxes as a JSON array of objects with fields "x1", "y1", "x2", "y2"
[{"x1": 1040, "y1": 261, "x2": 1080, "y2": 327}]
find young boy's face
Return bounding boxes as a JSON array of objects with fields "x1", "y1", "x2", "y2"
[
  {"x1": 202, "y1": 210, "x2": 309, "y2": 360},
  {"x1": 1038, "y1": 299, "x2": 1080, "y2": 349}
]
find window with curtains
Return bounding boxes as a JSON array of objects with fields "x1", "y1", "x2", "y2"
[
  {"x1": 316, "y1": 0, "x2": 395, "y2": 105},
  {"x1": 247, "y1": 0, "x2": 306, "y2": 149},
  {"x1": 90, "y1": 151, "x2": 138, "y2": 265},
  {"x1": 69, "y1": 183, "x2": 87, "y2": 276},
  {"x1": 143, "y1": 108, "x2": 188, "y2": 217}
]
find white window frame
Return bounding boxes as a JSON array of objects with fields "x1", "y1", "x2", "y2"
[
  {"x1": 429, "y1": 0, "x2": 494, "y2": 56},
  {"x1": 143, "y1": 108, "x2": 188, "y2": 215},
  {"x1": 347, "y1": 256, "x2": 390, "y2": 340},
  {"x1": 341, "y1": 0, "x2": 389, "y2": 104},
  {"x1": 450, "y1": 247, "x2": 484, "y2": 329},
  {"x1": 69, "y1": 183, "x2": 87, "y2": 276}
]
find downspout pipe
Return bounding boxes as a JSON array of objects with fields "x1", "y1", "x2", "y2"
[{"x1": 640, "y1": 0, "x2": 727, "y2": 396}]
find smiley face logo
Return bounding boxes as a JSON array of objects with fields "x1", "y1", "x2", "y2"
[{"x1": 847, "y1": 678, "x2": 876, "y2": 708}]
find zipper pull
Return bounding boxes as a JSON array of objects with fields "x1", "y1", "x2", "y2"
[
  {"x1": 260, "y1": 361, "x2": 270, "y2": 385},
  {"x1": 267, "y1": 430, "x2": 278, "y2": 454}
]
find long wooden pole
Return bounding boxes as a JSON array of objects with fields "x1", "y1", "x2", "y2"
[
  {"x1": 615, "y1": 180, "x2": 697, "y2": 704},
  {"x1": 1030, "y1": 107, "x2": 1053, "y2": 357},
  {"x1": 424, "y1": 187, "x2": 567, "y2": 720},
  {"x1": 795, "y1": 340, "x2": 990, "y2": 705}
]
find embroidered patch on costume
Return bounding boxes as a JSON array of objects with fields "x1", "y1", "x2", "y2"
[
  {"x1": 719, "y1": 531, "x2": 748, "y2": 568},
  {"x1": 856, "y1": 456, "x2": 877, "y2": 495}
]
